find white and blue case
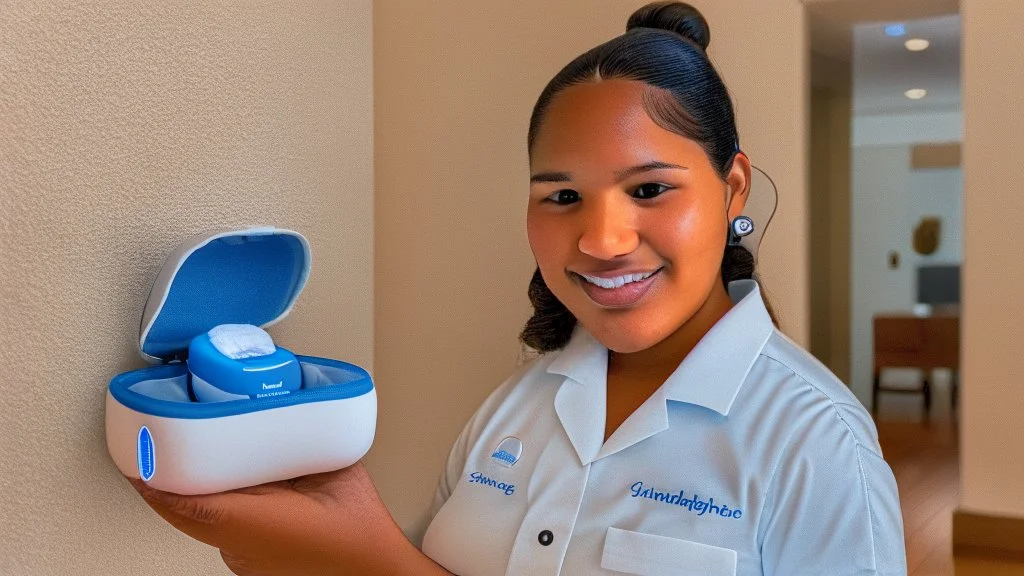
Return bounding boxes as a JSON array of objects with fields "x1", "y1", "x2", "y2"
[{"x1": 105, "y1": 228, "x2": 376, "y2": 495}]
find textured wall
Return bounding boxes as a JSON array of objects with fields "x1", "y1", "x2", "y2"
[
  {"x1": 371, "y1": 0, "x2": 807, "y2": 528},
  {"x1": 0, "y1": 2, "x2": 373, "y2": 574}
]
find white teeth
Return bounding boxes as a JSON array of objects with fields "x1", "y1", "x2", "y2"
[{"x1": 578, "y1": 270, "x2": 657, "y2": 289}]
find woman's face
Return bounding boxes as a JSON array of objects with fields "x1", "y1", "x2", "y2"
[{"x1": 527, "y1": 79, "x2": 748, "y2": 353}]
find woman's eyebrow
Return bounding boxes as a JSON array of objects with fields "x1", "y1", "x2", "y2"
[
  {"x1": 529, "y1": 161, "x2": 687, "y2": 184},
  {"x1": 613, "y1": 161, "x2": 687, "y2": 182},
  {"x1": 530, "y1": 171, "x2": 573, "y2": 183}
]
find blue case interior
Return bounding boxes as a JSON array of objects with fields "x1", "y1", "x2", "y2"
[
  {"x1": 116, "y1": 228, "x2": 373, "y2": 418},
  {"x1": 109, "y1": 356, "x2": 373, "y2": 419}
]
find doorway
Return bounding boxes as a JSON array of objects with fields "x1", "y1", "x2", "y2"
[
  {"x1": 807, "y1": 0, "x2": 961, "y2": 416},
  {"x1": 807, "y1": 1, "x2": 967, "y2": 574}
]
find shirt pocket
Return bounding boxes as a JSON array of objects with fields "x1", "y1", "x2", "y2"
[{"x1": 600, "y1": 527, "x2": 737, "y2": 576}]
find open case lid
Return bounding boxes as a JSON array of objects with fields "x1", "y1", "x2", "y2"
[{"x1": 138, "y1": 227, "x2": 312, "y2": 364}]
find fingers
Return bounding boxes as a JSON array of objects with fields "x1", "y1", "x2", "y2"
[
  {"x1": 221, "y1": 550, "x2": 256, "y2": 576},
  {"x1": 125, "y1": 475, "x2": 319, "y2": 554},
  {"x1": 126, "y1": 477, "x2": 259, "y2": 549},
  {"x1": 232, "y1": 480, "x2": 296, "y2": 497},
  {"x1": 296, "y1": 462, "x2": 372, "y2": 494},
  {"x1": 130, "y1": 479, "x2": 226, "y2": 526},
  {"x1": 286, "y1": 464, "x2": 380, "y2": 511}
]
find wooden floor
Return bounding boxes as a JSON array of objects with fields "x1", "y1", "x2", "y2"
[{"x1": 874, "y1": 369, "x2": 1024, "y2": 575}]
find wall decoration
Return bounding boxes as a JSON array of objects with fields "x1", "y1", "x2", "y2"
[{"x1": 913, "y1": 216, "x2": 942, "y2": 256}]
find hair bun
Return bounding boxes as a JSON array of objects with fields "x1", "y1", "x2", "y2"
[{"x1": 626, "y1": 2, "x2": 710, "y2": 51}]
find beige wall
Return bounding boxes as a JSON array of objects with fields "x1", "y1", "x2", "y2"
[
  {"x1": 370, "y1": 0, "x2": 808, "y2": 528},
  {"x1": 959, "y1": 0, "x2": 1024, "y2": 519},
  {"x1": 0, "y1": 2, "x2": 373, "y2": 574}
]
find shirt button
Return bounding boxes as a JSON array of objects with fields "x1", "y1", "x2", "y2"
[{"x1": 538, "y1": 530, "x2": 554, "y2": 546}]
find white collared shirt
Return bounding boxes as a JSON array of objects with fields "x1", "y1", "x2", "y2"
[{"x1": 419, "y1": 280, "x2": 906, "y2": 575}]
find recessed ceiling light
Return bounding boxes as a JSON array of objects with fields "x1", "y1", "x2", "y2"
[
  {"x1": 905, "y1": 89, "x2": 928, "y2": 100},
  {"x1": 905, "y1": 38, "x2": 930, "y2": 51},
  {"x1": 885, "y1": 24, "x2": 906, "y2": 37}
]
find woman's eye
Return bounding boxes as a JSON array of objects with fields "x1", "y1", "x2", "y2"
[
  {"x1": 547, "y1": 189, "x2": 580, "y2": 205},
  {"x1": 632, "y1": 183, "x2": 671, "y2": 199}
]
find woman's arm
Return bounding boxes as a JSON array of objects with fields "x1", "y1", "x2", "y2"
[
  {"x1": 130, "y1": 462, "x2": 452, "y2": 575},
  {"x1": 759, "y1": 404, "x2": 906, "y2": 575}
]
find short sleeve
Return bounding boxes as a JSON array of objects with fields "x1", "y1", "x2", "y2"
[{"x1": 760, "y1": 403, "x2": 906, "y2": 575}]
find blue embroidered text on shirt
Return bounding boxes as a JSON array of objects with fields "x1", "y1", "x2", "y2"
[
  {"x1": 468, "y1": 471, "x2": 515, "y2": 496},
  {"x1": 630, "y1": 481, "x2": 743, "y2": 519}
]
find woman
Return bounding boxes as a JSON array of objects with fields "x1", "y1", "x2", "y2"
[{"x1": 131, "y1": 3, "x2": 906, "y2": 574}]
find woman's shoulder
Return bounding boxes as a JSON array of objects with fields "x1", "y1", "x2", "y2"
[
  {"x1": 751, "y1": 338, "x2": 905, "y2": 575},
  {"x1": 758, "y1": 329, "x2": 860, "y2": 406},
  {"x1": 753, "y1": 329, "x2": 881, "y2": 453},
  {"x1": 457, "y1": 352, "x2": 564, "y2": 433}
]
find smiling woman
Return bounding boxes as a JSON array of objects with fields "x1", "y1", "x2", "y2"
[
  {"x1": 526, "y1": 79, "x2": 747, "y2": 356},
  {"x1": 420, "y1": 2, "x2": 907, "y2": 575},
  {"x1": 519, "y1": 16, "x2": 774, "y2": 355},
  {"x1": 127, "y1": 3, "x2": 905, "y2": 575}
]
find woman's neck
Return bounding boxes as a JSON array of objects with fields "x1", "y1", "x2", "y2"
[
  {"x1": 604, "y1": 281, "x2": 735, "y2": 441},
  {"x1": 610, "y1": 280, "x2": 734, "y2": 375}
]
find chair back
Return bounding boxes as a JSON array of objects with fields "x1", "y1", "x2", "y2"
[{"x1": 873, "y1": 314, "x2": 960, "y2": 371}]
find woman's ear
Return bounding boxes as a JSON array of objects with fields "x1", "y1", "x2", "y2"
[{"x1": 725, "y1": 152, "x2": 752, "y2": 221}]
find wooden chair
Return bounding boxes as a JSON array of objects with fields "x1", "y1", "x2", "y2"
[{"x1": 872, "y1": 312, "x2": 960, "y2": 417}]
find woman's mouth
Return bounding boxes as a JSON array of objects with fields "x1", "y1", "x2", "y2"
[{"x1": 573, "y1": 268, "x2": 663, "y2": 307}]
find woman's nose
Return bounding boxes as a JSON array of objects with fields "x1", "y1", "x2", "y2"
[{"x1": 577, "y1": 195, "x2": 639, "y2": 259}]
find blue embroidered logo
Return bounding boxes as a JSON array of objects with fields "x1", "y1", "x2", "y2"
[
  {"x1": 490, "y1": 436, "x2": 522, "y2": 468},
  {"x1": 630, "y1": 481, "x2": 743, "y2": 519},
  {"x1": 468, "y1": 471, "x2": 515, "y2": 496}
]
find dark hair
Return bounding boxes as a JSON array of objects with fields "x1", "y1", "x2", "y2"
[{"x1": 520, "y1": 1, "x2": 775, "y2": 353}]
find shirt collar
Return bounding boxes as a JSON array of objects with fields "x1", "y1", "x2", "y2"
[
  {"x1": 548, "y1": 278, "x2": 773, "y2": 415},
  {"x1": 546, "y1": 280, "x2": 774, "y2": 464},
  {"x1": 546, "y1": 324, "x2": 608, "y2": 388},
  {"x1": 548, "y1": 327, "x2": 608, "y2": 465},
  {"x1": 661, "y1": 279, "x2": 774, "y2": 415}
]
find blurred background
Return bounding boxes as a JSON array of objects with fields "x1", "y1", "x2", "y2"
[{"x1": 1, "y1": 0, "x2": 1021, "y2": 574}]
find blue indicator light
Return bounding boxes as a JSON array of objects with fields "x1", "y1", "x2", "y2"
[{"x1": 885, "y1": 24, "x2": 906, "y2": 37}]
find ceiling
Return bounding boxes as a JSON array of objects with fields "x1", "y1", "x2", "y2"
[{"x1": 808, "y1": 0, "x2": 960, "y2": 116}]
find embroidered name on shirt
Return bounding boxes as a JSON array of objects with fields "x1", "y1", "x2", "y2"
[
  {"x1": 630, "y1": 481, "x2": 743, "y2": 519},
  {"x1": 468, "y1": 471, "x2": 515, "y2": 496}
]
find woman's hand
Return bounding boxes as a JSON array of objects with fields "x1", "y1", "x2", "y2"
[{"x1": 127, "y1": 462, "x2": 449, "y2": 576}]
